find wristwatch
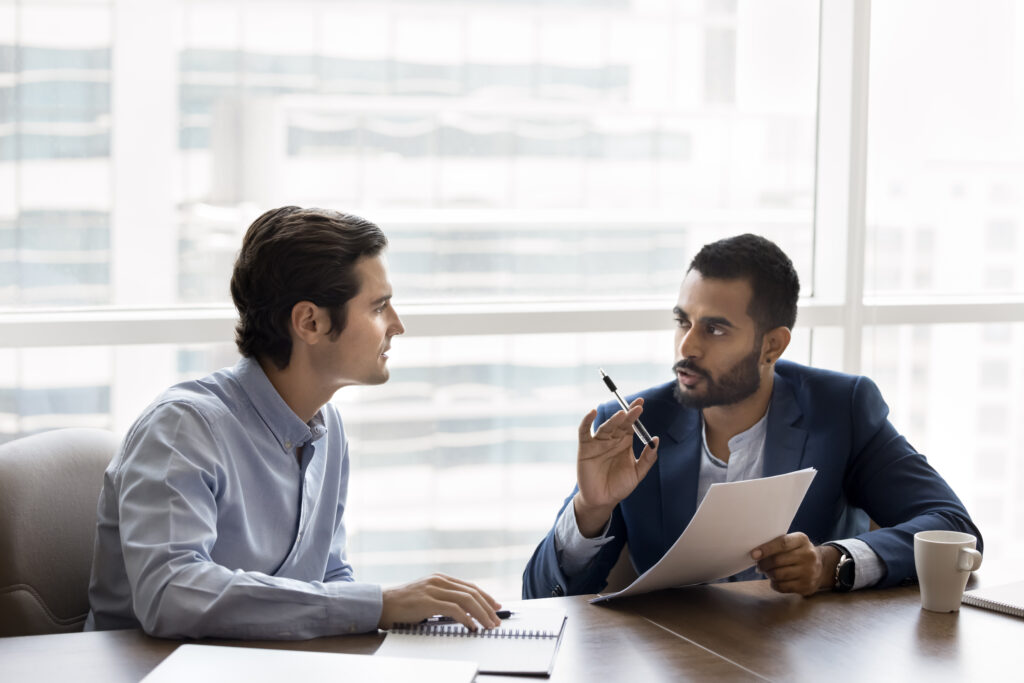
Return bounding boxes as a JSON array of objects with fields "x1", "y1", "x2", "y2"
[{"x1": 831, "y1": 544, "x2": 856, "y2": 592}]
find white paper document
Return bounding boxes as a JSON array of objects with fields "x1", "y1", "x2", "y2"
[
  {"x1": 590, "y1": 467, "x2": 816, "y2": 603},
  {"x1": 142, "y1": 644, "x2": 477, "y2": 683}
]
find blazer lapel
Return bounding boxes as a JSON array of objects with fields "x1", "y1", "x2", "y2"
[
  {"x1": 657, "y1": 405, "x2": 702, "y2": 549},
  {"x1": 763, "y1": 371, "x2": 808, "y2": 477}
]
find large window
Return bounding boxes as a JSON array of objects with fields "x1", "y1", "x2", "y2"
[
  {"x1": 859, "y1": 0, "x2": 1024, "y2": 574},
  {"x1": 2, "y1": 0, "x2": 1021, "y2": 595},
  {"x1": 865, "y1": 0, "x2": 1024, "y2": 298}
]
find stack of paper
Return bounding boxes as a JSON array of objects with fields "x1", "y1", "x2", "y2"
[
  {"x1": 591, "y1": 468, "x2": 817, "y2": 603},
  {"x1": 142, "y1": 643, "x2": 477, "y2": 683}
]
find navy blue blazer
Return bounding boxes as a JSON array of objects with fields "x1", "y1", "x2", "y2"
[{"x1": 522, "y1": 360, "x2": 981, "y2": 599}]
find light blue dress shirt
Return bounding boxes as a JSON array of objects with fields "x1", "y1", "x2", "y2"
[{"x1": 84, "y1": 356, "x2": 382, "y2": 639}]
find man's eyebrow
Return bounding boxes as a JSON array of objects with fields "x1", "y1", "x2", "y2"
[
  {"x1": 370, "y1": 294, "x2": 393, "y2": 306},
  {"x1": 672, "y1": 307, "x2": 735, "y2": 328},
  {"x1": 699, "y1": 315, "x2": 735, "y2": 328}
]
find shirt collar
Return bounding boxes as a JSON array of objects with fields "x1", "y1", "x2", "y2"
[
  {"x1": 699, "y1": 405, "x2": 770, "y2": 465},
  {"x1": 727, "y1": 408, "x2": 769, "y2": 451},
  {"x1": 234, "y1": 356, "x2": 328, "y2": 454}
]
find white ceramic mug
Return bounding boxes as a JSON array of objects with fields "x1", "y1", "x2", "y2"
[{"x1": 913, "y1": 530, "x2": 983, "y2": 612}]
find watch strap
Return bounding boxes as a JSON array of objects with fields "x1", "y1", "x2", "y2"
[{"x1": 826, "y1": 542, "x2": 856, "y2": 592}]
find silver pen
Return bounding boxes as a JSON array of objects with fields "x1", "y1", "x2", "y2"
[
  {"x1": 420, "y1": 609, "x2": 515, "y2": 625},
  {"x1": 599, "y1": 368, "x2": 654, "y2": 447}
]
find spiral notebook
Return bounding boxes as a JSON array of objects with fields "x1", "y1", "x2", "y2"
[
  {"x1": 375, "y1": 605, "x2": 567, "y2": 676},
  {"x1": 961, "y1": 580, "x2": 1024, "y2": 618}
]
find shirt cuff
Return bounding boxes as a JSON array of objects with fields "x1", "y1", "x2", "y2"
[
  {"x1": 324, "y1": 580, "x2": 384, "y2": 634},
  {"x1": 553, "y1": 501, "x2": 615, "y2": 576},
  {"x1": 829, "y1": 538, "x2": 885, "y2": 590}
]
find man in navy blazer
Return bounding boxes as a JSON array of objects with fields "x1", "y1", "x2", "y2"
[{"x1": 523, "y1": 234, "x2": 980, "y2": 599}]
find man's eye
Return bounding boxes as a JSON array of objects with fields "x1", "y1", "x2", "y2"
[{"x1": 707, "y1": 325, "x2": 724, "y2": 336}]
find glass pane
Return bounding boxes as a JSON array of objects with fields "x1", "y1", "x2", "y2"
[
  {"x1": 865, "y1": 1, "x2": 1024, "y2": 297},
  {"x1": 862, "y1": 323, "x2": 1024, "y2": 570},
  {"x1": 0, "y1": 345, "x2": 115, "y2": 436},
  {"x1": 3, "y1": 0, "x2": 820, "y2": 309},
  {"x1": 0, "y1": 2, "x2": 112, "y2": 308}
]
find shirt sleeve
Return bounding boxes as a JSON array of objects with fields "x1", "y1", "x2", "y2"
[
  {"x1": 115, "y1": 402, "x2": 382, "y2": 639},
  {"x1": 553, "y1": 499, "x2": 616, "y2": 576},
  {"x1": 830, "y1": 538, "x2": 885, "y2": 590}
]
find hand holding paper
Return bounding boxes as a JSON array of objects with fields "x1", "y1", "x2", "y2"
[
  {"x1": 590, "y1": 468, "x2": 817, "y2": 603},
  {"x1": 752, "y1": 531, "x2": 838, "y2": 596}
]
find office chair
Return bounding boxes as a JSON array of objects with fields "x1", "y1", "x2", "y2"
[{"x1": 0, "y1": 428, "x2": 119, "y2": 637}]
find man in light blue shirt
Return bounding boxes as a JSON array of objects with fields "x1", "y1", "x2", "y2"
[{"x1": 85, "y1": 207, "x2": 502, "y2": 639}]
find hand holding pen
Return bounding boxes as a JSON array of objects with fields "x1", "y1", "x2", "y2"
[
  {"x1": 599, "y1": 369, "x2": 654, "y2": 446},
  {"x1": 571, "y1": 370, "x2": 660, "y2": 538}
]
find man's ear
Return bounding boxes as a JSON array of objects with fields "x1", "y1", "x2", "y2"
[
  {"x1": 290, "y1": 301, "x2": 326, "y2": 346},
  {"x1": 762, "y1": 326, "x2": 792, "y2": 365}
]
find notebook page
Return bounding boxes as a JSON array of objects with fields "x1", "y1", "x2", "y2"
[{"x1": 375, "y1": 606, "x2": 567, "y2": 675}]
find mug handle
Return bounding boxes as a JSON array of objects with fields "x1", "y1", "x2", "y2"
[{"x1": 957, "y1": 547, "x2": 983, "y2": 572}]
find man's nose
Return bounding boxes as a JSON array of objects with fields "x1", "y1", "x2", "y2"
[
  {"x1": 390, "y1": 311, "x2": 405, "y2": 336},
  {"x1": 677, "y1": 328, "x2": 700, "y2": 359}
]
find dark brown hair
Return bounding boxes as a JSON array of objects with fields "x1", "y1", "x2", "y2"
[{"x1": 230, "y1": 206, "x2": 387, "y2": 369}]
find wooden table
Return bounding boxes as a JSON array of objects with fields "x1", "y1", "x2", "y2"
[
  {"x1": 599, "y1": 579, "x2": 1024, "y2": 681},
  {"x1": 2, "y1": 581, "x2": 1022, "y2": 681},
  {"x1": 0, "y1": 596, "x2": 754, "y2": 682}
]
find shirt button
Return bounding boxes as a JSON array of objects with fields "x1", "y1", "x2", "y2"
[{"x1": 285, "y1": 441, "x2": 292, "y2": 449}]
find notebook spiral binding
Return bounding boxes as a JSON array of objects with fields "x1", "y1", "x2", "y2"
[
  {"x1": 391, "y1": 624, "x2": 557, "y2": 639},
  {"x1": 962, "y1": 592, "x2": 1024, "y2": 618}
]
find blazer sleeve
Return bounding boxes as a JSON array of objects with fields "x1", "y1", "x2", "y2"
[
  {"x1": 843, "y1": 375, "x2": 982, "y2": 587},
  {"x1": 521, "y1": 401, "x2": 630, "y2": 599}
]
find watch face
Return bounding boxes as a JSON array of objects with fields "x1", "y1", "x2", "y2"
[{"x1": 838, "y1": 556, "x2": 855, "y2": 589}]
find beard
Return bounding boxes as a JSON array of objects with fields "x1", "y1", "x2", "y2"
[{"x1": 672, "y1": 345, "x2": 762, "y2": 409}]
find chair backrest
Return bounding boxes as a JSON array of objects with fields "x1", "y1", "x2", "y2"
[
  {"x1": 604, "y1": 544, "x2": 639, "y2": 594},
  {"x1": 0, "y1": 428, "x2": 119, "y2": 637}
]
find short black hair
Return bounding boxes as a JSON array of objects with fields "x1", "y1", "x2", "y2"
[
  {"x1": 687, "y1": 233, "x2": 799, "y2": 332},
  {"x1": 230, "y1": 206, "x2": 388, "y2": 370}
]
